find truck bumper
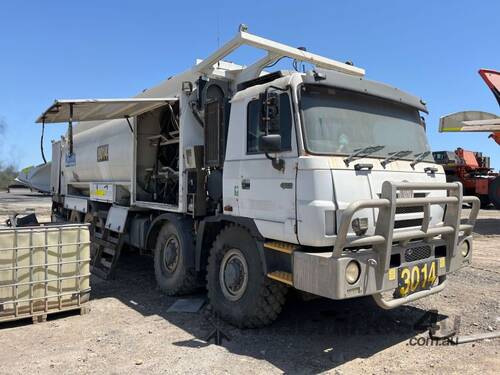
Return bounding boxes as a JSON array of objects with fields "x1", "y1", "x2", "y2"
[{"x1": 292, "y1": 181, "x2": 479, "y2": 308}]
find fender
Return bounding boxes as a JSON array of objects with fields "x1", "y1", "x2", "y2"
[
  {"x1": 145, "y1": 213, "x2": 192, "y2": 254},
  {"x1": 195, "y1": 215, "x2": 267, "y2": 272}
]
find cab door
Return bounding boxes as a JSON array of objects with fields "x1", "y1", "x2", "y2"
[{"x1": 236, "y1": 91, "x2": 298, "y2": 243}]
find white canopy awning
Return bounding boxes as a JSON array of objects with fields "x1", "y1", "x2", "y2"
[
  {"x1": 439, "y1": 111, "x2": 500, "y2": 133},
  {"x1": 36, "y1": 98, "x2": 178, "y2": 123}
]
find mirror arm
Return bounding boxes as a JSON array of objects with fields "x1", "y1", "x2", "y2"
[
  {"x1": 272, "y1": 158, "x2": 285, "y2": 172},
  {"x1": 265, "y1": 152, "x2": 285, "y2": 172}
]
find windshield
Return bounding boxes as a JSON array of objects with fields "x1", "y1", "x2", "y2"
[{"x1": 299, "y1": 85, "x2": 432, "y2": 160}]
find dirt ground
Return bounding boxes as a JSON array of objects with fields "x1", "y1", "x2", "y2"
[{"x1": 0, "y1": 189, "x2": 498, "y2": 374}]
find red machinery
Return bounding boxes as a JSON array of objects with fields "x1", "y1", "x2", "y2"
[
  {"x1": 438, "y1": 69, "x2": 500, "y2": 209},
  {"x1": 433, "y1": 149, "x2": 499, "y2": 208}
]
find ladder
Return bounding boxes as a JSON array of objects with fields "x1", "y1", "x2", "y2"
[{"x1": 89, "y1": 211, "x2": 123, "y2": 279}]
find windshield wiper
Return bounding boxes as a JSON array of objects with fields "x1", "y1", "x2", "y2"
[
  {"x1": 381, "y1": 150, "x2": 413, "y2": 167},
  {"x1": 410, "y1": 151, "x2": 431, "y2": 168},
  {"x1": 344, "y1": 145, "x2": 385, "y2": 166}
]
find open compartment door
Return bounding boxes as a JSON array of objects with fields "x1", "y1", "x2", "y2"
[{"x1": 36, "y1": 98, "x2": 178, "y2": 124}]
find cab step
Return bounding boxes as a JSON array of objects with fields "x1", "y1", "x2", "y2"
[
  {"x1": 264, "y1": 241, "x2": 299, "y2": 254},
  {"x1": 267, "y1": 271, "x2": 293, "y2": 286}
]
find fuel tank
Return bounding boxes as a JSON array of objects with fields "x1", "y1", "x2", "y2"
[{"x1": 64, "y1": 118, "x2": 133, "y2": 186}]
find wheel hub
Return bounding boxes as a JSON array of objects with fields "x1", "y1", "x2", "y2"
[
  {"x1": 219, "y1": 248, "x2": 248, "y2": 301},
  {"x1": 163, "y1": 236, "x2": 180, "y2": 273}
]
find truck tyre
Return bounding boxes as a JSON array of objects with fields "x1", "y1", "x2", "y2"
[
  {"x1": 206, "y1": 224, "x2": 287, "y2": 328},
  {"x1": 479, "y1": 195, "x2": 490, "y2": 209},
  {"x1": 154, "y1": 218, "x2": 198, "y2": 295},
  {"x1": 489, "y1": 177, "x2": 500, "y2": 210}
]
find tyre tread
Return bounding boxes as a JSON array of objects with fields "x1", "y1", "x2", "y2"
[
  {"x1": 155, "y1": 217, "x2": 198, "y2": 296},
  {"x1": 206, "y1": 223, "x2": 287, "y2": 328}
]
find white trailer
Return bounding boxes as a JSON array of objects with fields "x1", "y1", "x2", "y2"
[{"x1": 37, "y1": 26, "x2": 479, "y2": 327}]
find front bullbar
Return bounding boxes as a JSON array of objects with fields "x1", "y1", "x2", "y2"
[{"x1": 292, "y1": 181, "x2": 480, "y2": 307}]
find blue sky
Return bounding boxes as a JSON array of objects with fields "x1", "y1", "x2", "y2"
[{"x1": 0, "y1": 0, "x2": 498, "y2": 169}]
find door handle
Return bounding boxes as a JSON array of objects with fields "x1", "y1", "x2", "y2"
[
  {"x1": 241, "y1": 179, "x2": 250, "y2": 190},
  {"x1": 424, "y1": 167, "x2": 438, "y2": 174},
  {"x1": 354, "y1": 163, "x2": 373, "y2": 171}
]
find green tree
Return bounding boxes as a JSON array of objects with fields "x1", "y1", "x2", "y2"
[{"x1": 0, "y1": 164, "x2": 18, "y2": 190}]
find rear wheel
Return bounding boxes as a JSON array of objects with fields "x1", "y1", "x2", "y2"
[
  {"x1": 154, "y1": 218, "x2": 198, "y2": 295},
  {"x1": 489, "y1": 177, "x2": 500, "y2": 210},
  {"x1": 206, "y1": 224, "x2": 287, "y2": 328},
  {"x1": 479, "y1": 195, "x2": 491, "y2": 209}
]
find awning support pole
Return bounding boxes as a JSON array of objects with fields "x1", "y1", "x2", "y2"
[
  {"x1": 68, "y1": 103, "x2": 74, "y2": 155},
  {"x1": 41, "y1": 117, "x2": 47, "y2": 164},
  {"x1": 125, "y1": 116, "x2": 133, "y2": 133}
]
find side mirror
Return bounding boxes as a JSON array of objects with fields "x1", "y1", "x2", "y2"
[{"x1": 259, "y1": 134, "x2": 282, "y2": 153}]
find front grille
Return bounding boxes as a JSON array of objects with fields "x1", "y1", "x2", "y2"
[
  {"x1": 405, "y1": 245, "x2": 431, "y2": 262},
  {"x1": 396, "y1": 206, "x2": 424, "y2": 214},
  {"x1": 394, "y1": 218, "x2": 423, "y2": 229}
]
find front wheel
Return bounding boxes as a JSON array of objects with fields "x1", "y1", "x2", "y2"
[{"x1": 206, "y1": 224, "x2": 288, "y2": 328}]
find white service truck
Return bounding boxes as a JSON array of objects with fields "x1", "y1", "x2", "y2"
[{"x1": 38, "y1": 26, "x2": 479, "y2": 327}]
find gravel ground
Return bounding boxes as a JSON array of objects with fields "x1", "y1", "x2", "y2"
[{"x1": 0, "y1": 190, "x2": 498, "y2": 374}]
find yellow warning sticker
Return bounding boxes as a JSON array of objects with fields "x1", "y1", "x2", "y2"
[
  {"x1": 439, "y1": 257, "x2": 446, "y2": 268},
  {"x1": 94, "y1": 189, "x2": 107, "y2": 197},
  {"x1": 388, "y1": 268, "x2": 397, "y2": 281}
]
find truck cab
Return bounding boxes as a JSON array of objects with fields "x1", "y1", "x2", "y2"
[
  {"x1": 38, "y1": 27, "x2": 479, "y2": 327},
  {"x1": 225, "y1": 70, "x2": 440, "y2": 246}
]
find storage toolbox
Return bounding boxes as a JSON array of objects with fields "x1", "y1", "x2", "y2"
[{"x1": 0, "y1": 223, "x2": 91, "y2": 323}]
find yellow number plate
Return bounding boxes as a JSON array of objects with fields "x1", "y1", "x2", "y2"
[{"x1": 397, "y1": 261, "x2": 438, "y2": 297}]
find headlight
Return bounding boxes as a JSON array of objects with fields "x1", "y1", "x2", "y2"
[
  {"x1": 345, "y1": 261, "x2": 361, "y2": 284},
  {"x1": 460, "y1": 240, "x2": 470, "y2": 257}
]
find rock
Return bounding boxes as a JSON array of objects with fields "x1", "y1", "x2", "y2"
[
  {"x1": 135, "y1": 360, "x2": 143, "y2": 366},
  {"x1": 487, "y1": 326, "x2": 494, "y2": 332}
]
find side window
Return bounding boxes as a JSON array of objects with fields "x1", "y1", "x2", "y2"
[
  {"x1": 247, "y1": 93, "x2": 292, "y2": 154},
  {"x1": 246, "y1": 99, "x2": 261, "y2": 153}
]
